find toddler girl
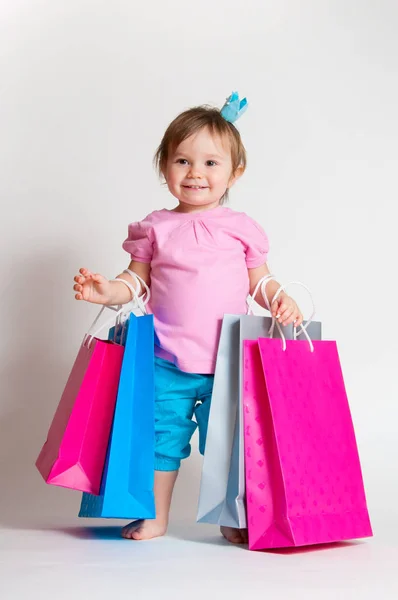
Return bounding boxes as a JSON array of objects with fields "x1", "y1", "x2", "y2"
[{"x1": 73, "y1": 93, "x2": 303, "y2": 544}]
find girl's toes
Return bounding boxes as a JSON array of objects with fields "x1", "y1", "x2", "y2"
[{"x1": 121, "y1": 524, "x2": 137, "y2": 539}]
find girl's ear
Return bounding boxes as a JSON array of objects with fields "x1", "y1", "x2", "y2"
[{"x1": 228, "y1": 165, "x2": 245, "y2": 188}]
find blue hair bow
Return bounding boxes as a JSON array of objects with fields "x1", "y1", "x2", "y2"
[{"x1": 220, "y1": 91, "x2": 248, "y2": 123}]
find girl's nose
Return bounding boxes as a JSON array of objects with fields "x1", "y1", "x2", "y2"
[{"x1": 187, "y1": 164, "x2": 203, "y2": 178}]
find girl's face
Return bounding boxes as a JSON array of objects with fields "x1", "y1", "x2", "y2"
[{"x1": 164, "y1": 127, "x2": 242, "y2": 211}]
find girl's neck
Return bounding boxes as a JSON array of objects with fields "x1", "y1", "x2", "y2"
[{"x1": 171, "y1": 200, "x2": 221, "y2": 214}]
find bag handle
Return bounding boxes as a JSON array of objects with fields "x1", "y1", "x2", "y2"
[
  {"x1": 247, "y1": 274, "x2": 276, "y2": 316},
  {"x1": 83, "y1": 305, "x2": 127, "y2": 349},
  {"x1": 247, "y1": 275, "x2": 316, "y2": 352},
  {"x1": 247, "y1": 274, "x2": 288, "y2": 346},
  {"x1": 112, "y1": 271, "x2": 151, "y2": 342},
  {"x1": 123, "y1": 269, "x2": 151, "y2": 305},
  {"x1": 112, "y1": 278, "x2": 148, "y2": 316}
]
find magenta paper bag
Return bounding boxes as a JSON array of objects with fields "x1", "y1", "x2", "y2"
[
  {"x1": 243, "y1": 338, "x2": 373, "y2": 550},
  {"x1": 36, "y1": 336, "x2": 124, "y2": 494}
]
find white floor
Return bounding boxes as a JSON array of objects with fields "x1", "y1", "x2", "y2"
[
  {"x1": 1, "y1": 513, "x2": 397, "y2": 600},
  {"x1": 1, "y1": 435, "x2": 396, "y2": 599}
]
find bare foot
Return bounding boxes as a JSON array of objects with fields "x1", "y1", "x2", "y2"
[
  {"x1": 121, "y1": 518, "x2": 167, "y2": 541},
  {"x1": 220, "y1": 526, "x2": 248, "y2": 544}
]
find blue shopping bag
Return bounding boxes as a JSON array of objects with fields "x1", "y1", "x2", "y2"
[{"x1": 79, "y1": 312, "x2": 155, "y2": 519}]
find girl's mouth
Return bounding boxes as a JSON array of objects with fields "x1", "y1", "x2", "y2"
[{"x1": 183, "y1": 185, "x2": 208, "y2": 190}]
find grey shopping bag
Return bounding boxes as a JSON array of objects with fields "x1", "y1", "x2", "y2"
[{"x1": 197, "y1": 314, "x2": 322, "y2": 528}]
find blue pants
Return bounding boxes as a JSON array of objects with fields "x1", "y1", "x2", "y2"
[{"x1": 154, "y1": 357, "x2": 214, "y2": 471}]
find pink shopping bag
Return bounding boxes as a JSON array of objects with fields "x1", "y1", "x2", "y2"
[
  {"x1": 36, "y1": 314, "x2": 124, "y2": 495},
  {"x1": 243, "y1": 337, "x2": 373, "y2": 550}
]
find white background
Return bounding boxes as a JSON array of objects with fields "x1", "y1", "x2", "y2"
[{"x1": 1, "y1": 1, "x2": 397, "y2": 598}]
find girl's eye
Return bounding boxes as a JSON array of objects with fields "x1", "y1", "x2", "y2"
[
  {"x1": 176, "y1": 158, "x2": 188, "y2": 165},
  {"x1": 206, "y1": 160, "x2": 217, "y2": 167}
]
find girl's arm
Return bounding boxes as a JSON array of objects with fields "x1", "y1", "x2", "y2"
[{"x1": 248, "y1": 264, "x2": 303, "y2": 328}]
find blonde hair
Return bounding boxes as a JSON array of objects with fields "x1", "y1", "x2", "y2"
[{"x1": 154, "y1": 105, "x2": 247, "y2": 203}]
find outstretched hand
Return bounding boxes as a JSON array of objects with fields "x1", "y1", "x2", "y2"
[{"x1": 73, "y1": 268, "x2": 112, "y2": 305}]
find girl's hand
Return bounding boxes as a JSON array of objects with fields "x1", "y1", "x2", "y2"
[
  {"x1": 73, "y1": 268, "x2": 112, "y2": 305},
  {"x1": 271, "y1": 293, "x2": 303, "y2": 328}
]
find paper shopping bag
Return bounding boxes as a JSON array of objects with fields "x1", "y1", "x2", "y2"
[
  {"x1": 197, "y1": 314, "x2": 322, "y2": 528},
  {"x1": 36, "y1": 334, "x2": 124, "y2": 495},
  {"x1": 197, "y1": 315, "x2": 241, "y2": 527},
  {"x1": 79, "y1": 312, "x2": 156, "y2": 519},
  {"x1": 243, "y1": 338, "x2": 373, "y2": 550}
]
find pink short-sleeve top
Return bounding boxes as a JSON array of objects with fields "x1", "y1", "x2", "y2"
[{"x1": 122, "y1": 206, "x2": 269, "y2": 374}]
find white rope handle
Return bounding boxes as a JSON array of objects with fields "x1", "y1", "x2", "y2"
[
  {"x1": 111, "y1": 271, "x2": 151, "y2": 342},
  {"x1": 83, "y1": 305, "x2": 127, "y2": 349},
  {"x1": 112, "y1": 278, "x2": 147, "y2": 315},
  {"x1": 112, "y1": 270, "x2": 151, "y2": 313},
  {"x1": 247, "y1": 273, "x2": 288, "y2": 345},
  {"x1": 247, "y1": 275, "x2": 316, "y2": 352},
  {"x1": 123, "y1": 269, "x2": 151, "y2": 304},
  {"x1": 247, "y1": 274, "x2": 276, "y2": 315}
]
